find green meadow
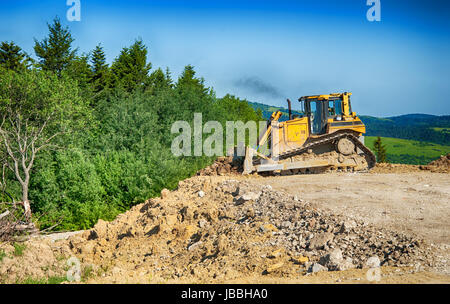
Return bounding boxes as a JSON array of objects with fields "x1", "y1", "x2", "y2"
[{"x1": 365, "y1": 136, "x2": 450, "y2": 165}]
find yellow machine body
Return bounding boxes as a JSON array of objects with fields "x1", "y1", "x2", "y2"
[{"x1": 243, "y1": 92, "x2": 376, "y2": 174}]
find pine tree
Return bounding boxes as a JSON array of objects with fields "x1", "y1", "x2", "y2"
[
  {"x1": 373, "y1": 136, "x2": 387, "y2": 163},
  {"x1": 148, "y1": 68, "x2": 172, "y2": 92},
  {"x1": 176, "y1": 65, "x2": 208, "y2": 94},
  {"x1": 0, "y1": 41, "x2": 30, "y2": 71},
  {"x1": 165, "y1": 67, "x2": 173, "y2": 87},
  {"x1": 66, "y1": 54, "x2": 92, "y2": 92},
  {"x1": 34, "y1": 17, "x2": 77, "y2": 75},
  {"x1": 90, "y1": 44, "x2": 109, "y2": 92},
  {"x1": 111, "y1": 39, "x2": 151, "y2": 92}
]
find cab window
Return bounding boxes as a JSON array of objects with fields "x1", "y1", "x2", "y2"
[
  {"x1": 328, "y1": 101, "x2": 335, "y2": 116},
  {"x1": 334, "y1": 99, "x2": 343, "y2": 115}
]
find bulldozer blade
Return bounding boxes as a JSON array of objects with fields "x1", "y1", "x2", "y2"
[
  {"x1": 255, "y1": 159, "x2": 331, "y2": 172},
  {"x1": 243, "y1": 146, "x2": 254, "y2": 175}
]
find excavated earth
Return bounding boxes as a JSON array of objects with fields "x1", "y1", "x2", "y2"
[{"x1": 1, "y1": 166, "x2": 449, "y2": 283}]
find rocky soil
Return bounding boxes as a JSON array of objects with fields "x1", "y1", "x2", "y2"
[
  {"x1": 197, "y1": 156, "x2": 242, "y2": 176},
  {"x1": 428, "y1": 153, "x2": 450, "y2": 168},
  {"x1": 2, "y1": 173, "x2": 448, "y2": 284},
  {"x1": 1, "y1": 152, "x2": 449, "y2": 283}
]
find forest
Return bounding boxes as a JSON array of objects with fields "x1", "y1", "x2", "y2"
[{"x1": 0, "y1": 18, "x2": 263, "y2": 231}]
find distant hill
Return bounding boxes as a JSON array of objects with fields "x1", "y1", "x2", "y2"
[
  {"x1": 360, "y1": 114, "x2": 450, "y2": 146},
  {"x1": 249, "y1": 101, "x2": 450, "y2": 146},
  {"x1": 365, "y1": 136, "x2": 450, "y2": 165}
]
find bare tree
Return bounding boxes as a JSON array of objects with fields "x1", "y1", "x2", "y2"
[
  {"x1": 0, "y1": 68, "x2": 89, "y2": 222},
  {"x1": 0, "y1": 112, "x2": 60, "y2": 219}
]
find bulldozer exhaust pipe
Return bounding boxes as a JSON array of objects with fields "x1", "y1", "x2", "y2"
[{"x1": 287, "y1": 99, "x2": 292, "y2": 120}]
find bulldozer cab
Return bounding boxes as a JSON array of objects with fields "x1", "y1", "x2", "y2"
[{"x1": 299, "y1": 93, "x2": 349, "y2": 135}]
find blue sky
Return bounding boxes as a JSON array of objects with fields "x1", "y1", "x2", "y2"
[{"x1": 0, "y1": 0, "x2": 449, "y2": 116}]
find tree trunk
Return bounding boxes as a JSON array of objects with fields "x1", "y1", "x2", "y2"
[{"x1": 21, "y1": 183, "x2": 32, "y2": 221}]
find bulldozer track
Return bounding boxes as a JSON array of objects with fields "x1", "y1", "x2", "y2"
[{"x1": 277, "y1": 129, "x2": 377, "y2": 170}]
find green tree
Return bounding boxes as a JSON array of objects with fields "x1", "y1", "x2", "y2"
[
  {"x1": 147, "y1": 67, "x2": 172, "y2": 93},
  {"x1": 0, "y1": 68, "x2": 90, "y2": 221},
  {"x1": 34, "y1": 17, "x2": 77, "y2": 76},
  {"x1": 90, "y1": 44, "x2": 110, "y2": 93},
  {"x1": 0, "y1": 41, "x2": 31, "y2": 71},
  {"x1": 215, "y1": 94, "x2": 263, "y2": 122},
  {"x1": 66, "y1": 54, "x2": 92, "y2": 92},
  {"x1": 373, "y1": 136, "x2": 387, "y2": 163},
  {"x1": 165, "y1": 67, "x2": 173, "y2": 88},
  {"x1": 176, "y1": 65, "x2": 208, "y2": 94},
  {"x1": 111, "y1": 39, "x2": 151, "y2": 92}
]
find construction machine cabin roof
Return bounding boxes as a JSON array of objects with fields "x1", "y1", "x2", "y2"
[{"x1": 299, "y1": 92, "x2": 352, "y2": 101}]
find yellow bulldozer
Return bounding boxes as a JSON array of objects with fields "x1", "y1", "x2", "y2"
[{"x1": 243, "y1": 92, "x2": 376, "y2": 174}]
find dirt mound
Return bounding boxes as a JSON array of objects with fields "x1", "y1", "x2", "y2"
[
  {"x1": 370, "y1": 163, "x2": 423, "y2": 173},
  {"x1": 1, "y1": 175, "x2": 448, "y2": 283},
  {"x1": 428, "y1": 154, "x2": 450, "y2": 168},
  {"x1": 371, "y1": 162, "x2": 450, "y2": 173},
  {"x1": 370, "y1": 154, "x2": 450, "y2": 173},
  {"x1": 0, "y1": 239, "x2": 71, "y2": 283},
  {"x1": 59, "y1": 176, "x2": 440, "y2": 283},
  {"x1": 197, "y1": 156, "x2": 243, "y2": 176}
]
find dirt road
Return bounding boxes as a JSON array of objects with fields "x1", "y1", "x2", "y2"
[{"x1": 247, "y1": 172, "x2": 450, "y2": 246}]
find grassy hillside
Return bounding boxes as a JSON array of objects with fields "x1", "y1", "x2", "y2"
[
  {"x1": 365, "y1": 136, "x2": 450, "y2": 165},
  {"x1": 360, "y1": 114, "x2": 450, "y2": 146}
]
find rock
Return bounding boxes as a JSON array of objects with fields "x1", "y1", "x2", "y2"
[
  {"x1": 308, "y1": 232, "x2": 334, "y2": 250},
  {"x1": 240, "y1": 192, "x2": 261, "y2": 202},
  {"x1": 198, "y1": 191, "x2": 205, "y2": 198},
  {"x1": 176, "y1": 224, "x2": 198, "y2": 240},
  {"x1": 79, "y1": 241, "x2": 95, "y2": 254},
  {"x1": 293, "y1": 256, "x2": 309, "y2": 264},
  {"x1": 161, "y1": 188, "x2": 170, "y2": 199},
  {"x1": 262, "y1": 185, "x2": 272, "y2": 191},
  {"x1": 266, "y1": 262, "x2": 284, "y2": 273},
  {"x1": 309, "y1": 263, "x2": 327, "y2": 273},
  {"x1": 281, "y1": 221, "x2": 292, "y2": 229},
  {"x1": 165, "y1": 214, "x2": 178, "y2": 227},
  {"x1": 327, "y1": 248, "x2": 343, "y2": 262},
  {"x1": 260, "y1": 223, "x2": 278, "y2": 233},
  {"x1": 217, "y1": 235, "x2": 229, "y2": 253},
  {"x1": 69, "y1": 235, "x2": 85, "y2": 249},
  {"x1": 366, "y1": 256, "x2": 381, "y2": 268},
  {"x1": 269, "y1": 248, "x2": 284, "y2": 258},
  {"x1": 198, "y1": 219, "x2": 208, "y2": 228},
  {"x1": 339, "y1": 258, "x2": 355, "y2": 271},
  {"x1": 90, "y1": 219, "x2": 108, "y2": 240},
  {"x1": 246, "y1": 208, "x2": 255, "y2": 218},
  {"x1": 340, "y1": 220, "x2": 357, "y2": 233},
  {"x1": 320, "y1": 249, "x2": 342, "y2": 270},
  {"x1": 188, "y1": 241, "x2": 203, "y2": 251}
]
